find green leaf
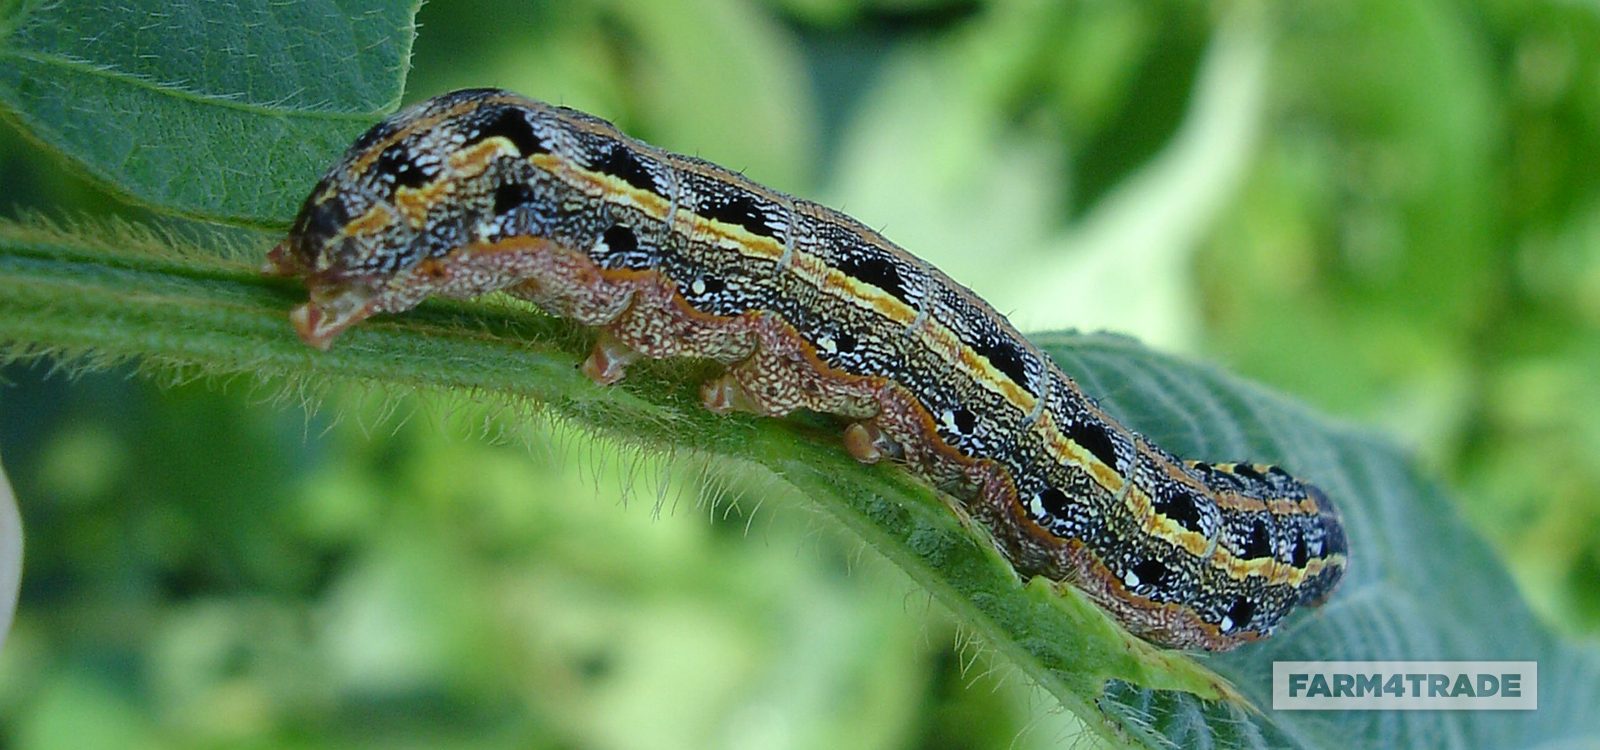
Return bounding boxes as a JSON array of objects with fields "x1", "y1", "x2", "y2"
[
  {"x1": 0, "y1": 0, "x2": 419, "y2": 226},
  {"x1": 2, "y1": 219, "x2": 1596, "y2": 748}
]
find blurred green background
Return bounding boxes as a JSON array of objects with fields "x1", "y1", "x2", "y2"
[{"x1": 2, "y1": 0, "x2": 1598, "y2": 747}]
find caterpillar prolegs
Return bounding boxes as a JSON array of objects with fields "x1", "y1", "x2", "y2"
[{"x1": 267, "y1": 88, "x2": 1347, "y2": 651}]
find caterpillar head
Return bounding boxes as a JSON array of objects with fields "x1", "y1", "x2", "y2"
[{"x1": 267, "y1": 88, "x2": 554, "y2": 349}]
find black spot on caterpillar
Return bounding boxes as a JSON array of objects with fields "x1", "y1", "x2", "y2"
[
  {"x1": 591, "y1": 144, "x2": 658, "y2": 194},
  {"x1": 836, "y1": 251, "x2": 912, "y2": 305},
  {"x1": 697, "y1": 193, "x2": 777, "y2": 240},
  {"x1": 466, "y1": 106, "x2": 549, "y2": 157}
]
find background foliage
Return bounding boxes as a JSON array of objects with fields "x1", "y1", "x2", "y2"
[{"x1": 1, "y1": 0, "x2": 1598, "y2": 748}]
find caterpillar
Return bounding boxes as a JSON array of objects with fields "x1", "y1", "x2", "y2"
[{"x1": 267, "y1": 88, "x2": 1347, "y2": 651}]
